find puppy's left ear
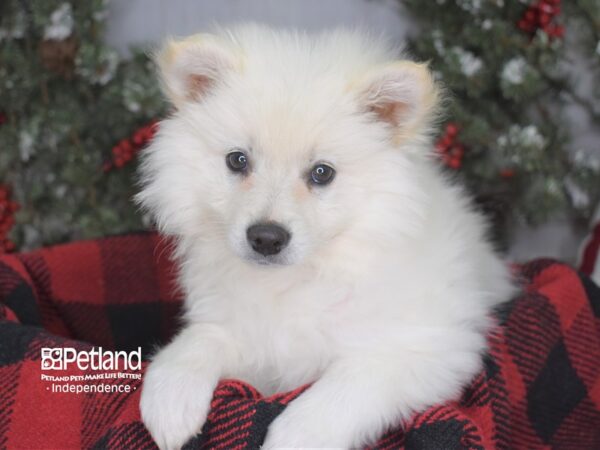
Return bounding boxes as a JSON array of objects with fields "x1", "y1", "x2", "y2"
[
  {"x1": 156, "y1": 34, "x2": 238, "y2": 108},
  {"x1": 355, "y1": 61, "x2": 439, "y2": 139}
]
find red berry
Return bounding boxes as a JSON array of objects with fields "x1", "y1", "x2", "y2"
[
  {"x1": 451, "y1": 144, "x2": 465, "y2": 158},
  {"x1": 518, "y1": 0, "x2": 563, "y2": 40},
  {"x1": 525, "y1": 10, "x2": 536, "y2": 21},
  {"x1": 122, "y1": 140, "x2": 133, "y2": 152},
  {"x1": 448, "y1": 158, "x2": 461, "y2": 169},
  {"x1": 551, "y1": 25, "x2": 565, "y2": 37},
  {"x1": 132, "y1": 132, "x2": 145, "y2": 145},
  {"x1": 107, "y1": 121, "x2": 159, "y2": 171},
  {"x1": 446, "y1": 123, "x2": 459, "y2": 136},
  {"x1": 518, "y1": 20, "x2": 532, "y2": 32}
]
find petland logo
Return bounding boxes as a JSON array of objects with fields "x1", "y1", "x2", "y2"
[{"x1": 41, "y1": 347, "x2": 142, "y2": 371}]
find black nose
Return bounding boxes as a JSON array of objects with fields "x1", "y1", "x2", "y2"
[{"x1": 246, "y1": 223, "x2": 291, "y2": 256}]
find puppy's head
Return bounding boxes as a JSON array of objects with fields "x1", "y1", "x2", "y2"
[{"x1": 137, "y1": 27, "x2": 438, "y2": 268}]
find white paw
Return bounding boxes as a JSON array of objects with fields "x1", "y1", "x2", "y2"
[
  {"x1": 140, "y1": 360, "x2": 217, "y2": 450},
  {"x1": 262, "y1": 405, "x2": 350, "y2": 450}
]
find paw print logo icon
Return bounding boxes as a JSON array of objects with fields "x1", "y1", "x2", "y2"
[{"x1": 41, "y1": 348, "x2": 63, "y2": 370}]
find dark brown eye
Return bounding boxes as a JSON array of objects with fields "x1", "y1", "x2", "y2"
[
  {"x1": 310, "y1": 163, "x2": 335, "y2": 185},
  {"x1": 226, "y1": 150, "x2": 248, "y2": 173}
]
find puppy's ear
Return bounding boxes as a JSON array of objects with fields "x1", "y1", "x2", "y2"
[
  {"x1": 156, "y1": 34, "x2": 237, "y2": 108},
  {"x1": 355, "y1": 61, "x2": 438, "y2": 139}
]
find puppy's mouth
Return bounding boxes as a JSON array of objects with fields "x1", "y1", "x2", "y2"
[{"x1": 245, "y1": 252, "x2": 292, "y2": 267}]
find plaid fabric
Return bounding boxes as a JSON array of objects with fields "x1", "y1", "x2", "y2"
[{"x1": 0, "y1": 233, "x2": 599, "y2": 450}]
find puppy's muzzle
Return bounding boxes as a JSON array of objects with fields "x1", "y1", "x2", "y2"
[{"x1": 246, "y1": 223, "x2": 290, "y2": 256}]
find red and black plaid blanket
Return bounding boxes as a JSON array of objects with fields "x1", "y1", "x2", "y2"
[{"x1": 0, "y1": 233, "x2": 599, "y2": 449}]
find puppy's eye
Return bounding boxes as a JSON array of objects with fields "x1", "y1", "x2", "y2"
[
  {"x1": 309, "y1": 163, "x2": 335, "y2": 186},
  {"x1": 226, "y1": 150, "x2": 248, "y2": 173}
]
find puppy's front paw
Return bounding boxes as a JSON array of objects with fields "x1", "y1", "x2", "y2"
[
  {"x1": 140, "y1": 360, "x2": 216, "y2": 450},
  {"x1": 262, "y1": 405, "x2": 350, "y2": 450}
]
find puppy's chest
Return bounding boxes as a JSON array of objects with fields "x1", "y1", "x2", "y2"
[
  {"x1": 224, "y1": 283, "x2": 357, "y2": 390},
  {"x1": 230, "y1": 290, "x2": 342, "y2": 354}
]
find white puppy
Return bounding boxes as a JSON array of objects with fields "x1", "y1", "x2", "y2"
[{"x1": 137, "y1": 24, "x2": 514, "y2": 450}]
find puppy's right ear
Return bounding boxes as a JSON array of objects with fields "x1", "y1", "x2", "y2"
[{"x1": 156, "y1": 34, "x2": 237, "y2": 108}]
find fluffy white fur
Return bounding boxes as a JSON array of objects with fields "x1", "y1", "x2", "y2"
[{"x1": 137, "y1": 24, "x2": 514, "y2": 450}]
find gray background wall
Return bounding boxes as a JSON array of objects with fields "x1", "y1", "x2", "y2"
[
  {"x1": 105, "y1": 0, "x2": 597, "y2": 264},
  {"x1": 105, "y1": 0, "x2": 409, "y2": 52}
]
